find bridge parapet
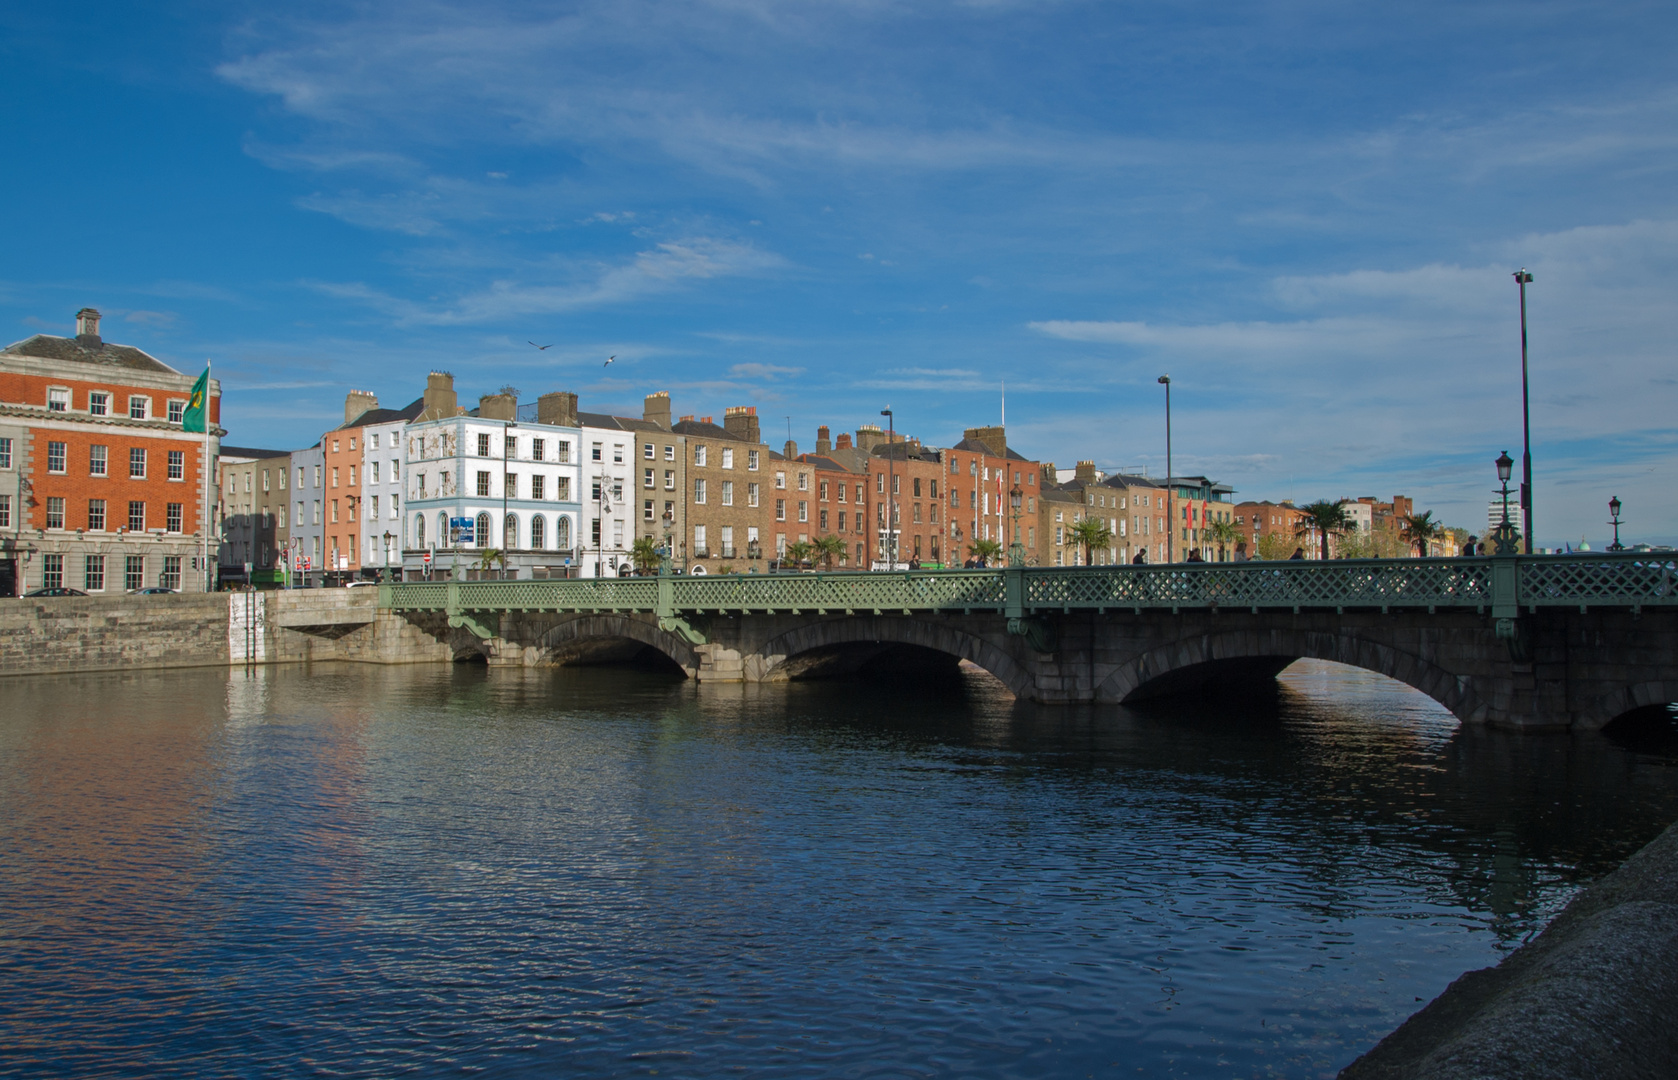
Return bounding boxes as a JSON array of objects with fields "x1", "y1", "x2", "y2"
[{"x1": 381, "y1": 554, "x2": 1677, "y2": 618}]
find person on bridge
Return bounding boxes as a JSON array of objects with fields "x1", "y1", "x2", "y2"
[
  {"x1": 1233, "y1": 542, "x2": 1249, "y2": 562},
  {"x1": 1133, "y1": 549, "x2": 1147, "y2": 564},
  {"x1": 1186, "y1": 549, "x2": 1205, "y2": 563},
  {"x1": 1289, "y1": 547, "x2": 1307, "y2": 560},
  {"x1": 1463, "y1": 536, "x2": 1479, "y2": 556}
]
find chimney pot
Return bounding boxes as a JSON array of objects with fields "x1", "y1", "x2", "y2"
[{"x1": 75, "y1": 307, "x2": 102, "y2": 346}]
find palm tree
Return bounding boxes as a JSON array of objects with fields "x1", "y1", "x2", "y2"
[
  {"x1": 813, "y1": 535, "x2": 846, "y2": 570},
  {"x1": 1068, "y1": 516, "x2": 1114, "y2": 566},
  {"x1": 1294, "y1": 500, "x2": 1352, "y2": 561},
  {"x1": 1207, "y1": 519, "x2": 1242, "y2": 561},
  {"x1": 967, "y1": 538, "x2": 1004, "y2": 567},
  {"x1": 784, "y1": 540, "x2": 814, "y2": 569},
  {"x1": 474, "y1": 547, "x2": 506, "y2": 578},
  {"x1": 1399, "y1": 510, "x2": 1446, "y2": 558},
  {"x1": 630, "y1": 536, "x2": 661, "y2": 574}
]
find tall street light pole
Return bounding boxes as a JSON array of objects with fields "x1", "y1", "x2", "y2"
[
  {"x1": 1514, "y1": 268, "x2": 1534, "y2": 554},
  {"x1": 502, "y1": 420, "x2": 518, "y2": 579},
  {"x1": 880, "y1": 408, "x2": 895, "y2": 571},
  {"x1": 1158, "y1": 375, "x2": 1172, "y2": 564}
]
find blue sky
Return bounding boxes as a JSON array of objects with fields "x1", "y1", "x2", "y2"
[{"x1": 3, "y1": 0, "x2": 1675, "y2": 546}]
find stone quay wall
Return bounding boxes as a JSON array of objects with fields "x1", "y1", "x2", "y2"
[{"x1": 0, "y1": 590, "x2": 452, "y2": 677}]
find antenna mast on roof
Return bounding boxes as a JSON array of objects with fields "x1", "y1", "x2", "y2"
[{"x1": 1001, "y1": 379, "x2": 1005, "y2": 426}]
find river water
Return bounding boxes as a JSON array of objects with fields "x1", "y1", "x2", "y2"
[{"x1": 2, "y1": 660, "x2": 1676, "y2": 1079}]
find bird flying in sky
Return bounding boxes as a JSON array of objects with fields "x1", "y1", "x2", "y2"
[
  {"x1": 529, "y1": 341, "x2": 553, "y2": 350},
  {"x1": 604, "y1": 355, "x2": 616, "y2": 366}
]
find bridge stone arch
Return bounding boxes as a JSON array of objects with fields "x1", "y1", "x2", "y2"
[
  {"x1": 754, "y1": 615, "x2": 1033, "y2": 698},
  {"x1": 1095, "y1": 626, "x2": 1489, "y2": 724},
  {"x1": 528, "y1": 613, "x2": 700, "y2": 676},
  {"x1": 1587, "y1": 680, "x2": 1678, "y2": 732}
]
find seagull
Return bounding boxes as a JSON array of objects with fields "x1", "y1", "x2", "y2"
[
  {"x1": 604, "y1": 355, "x2": 616, "y2": 366},
  {"x1": 529, "y1": 341, "x2": 553, "y2": 350}
]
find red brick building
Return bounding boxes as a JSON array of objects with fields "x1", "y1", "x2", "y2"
[
  {"x1": 1, "y1": 309, "x2": 221, "y2": 595},
  {"x1": 945, "y1": 426, "x2": 1045, "y2": 565}
]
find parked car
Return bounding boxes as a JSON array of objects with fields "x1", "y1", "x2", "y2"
[
  {"x1": 128, "y1": 587, "x2": 179, "y2": 595},
  {"x1": 25, "y1": 587, "x2": 88, "y2": 597},
  {"x1": 345, "y1": 580, "x2": 381, "y2": 588}
]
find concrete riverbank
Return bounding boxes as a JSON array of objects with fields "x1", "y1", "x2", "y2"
[
  {"x1": 0, "y1": 590, "x2": 451, "y2": 676},
  {"x1": 1340, "y1": 817, "x2": 1678, "y2": 1079}
]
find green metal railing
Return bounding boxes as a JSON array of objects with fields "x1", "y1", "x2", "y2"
[{"x1": 383, "y1": 553, "x2": 1677, "y2": 622}]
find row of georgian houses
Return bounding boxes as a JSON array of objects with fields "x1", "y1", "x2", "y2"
[
  {"x1": 6, "y1": 307, "x2": 1365, "y2": 594},
  {"x1": 219, "y1": 369, "x2": 1253, "y2": 584}
]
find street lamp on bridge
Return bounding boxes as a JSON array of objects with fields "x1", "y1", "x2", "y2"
[
  {"x1": 1492, "y1": 450, "x2": 1520, "y2": 555},
  {"x1": 1158, "y1": 375, "x2": 1173, "y2": 564},
  {"x1": 1514, "y1": 268, "x2": 1535, "y2": 555},
  {"x1": 1608, "y1": 496, "x2": 1625, "y2": 552},
  {"x1": 1008, "y1": 484, "x2": 1024, "y2": 567}
]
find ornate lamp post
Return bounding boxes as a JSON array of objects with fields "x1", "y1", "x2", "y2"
[
  {"x1": 1158, "y1": 375, "x2": 1173, "y2": 563},
  {"x1": 1008, "y1": 484, "x2": 1025, "y2": 567},
  {"x1": 381, "y1": 530, "x2": 394, "y2": 582},
  {"x1": 1514, "y1": 268, "x2": 1535, "y2": 555},
  {"x1": 659, "y1": 508, "x2": 674, "y2": 575},
  {"x1": 747, "y1": 538, "x2": 761, "y2": 574},
  {"x1": 1491, "y1": 450, "x2": 1520, "y2": 555},
  {"x1": 1608, "y1": 496, "x2": 1625, "y2": 552}
]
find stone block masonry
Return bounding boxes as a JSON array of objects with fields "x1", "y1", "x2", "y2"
[{"x1": 0, "y1": 590, "x2": 453, "y2": 677}]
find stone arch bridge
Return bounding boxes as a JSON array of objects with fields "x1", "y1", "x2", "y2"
[{"x1": 380, "y1": 555, "x2": 1678, "y2": 732}]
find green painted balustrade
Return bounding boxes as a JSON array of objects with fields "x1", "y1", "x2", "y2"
[{"x1": 381, "y1": 553, "x2": 1677, "y2": 619}]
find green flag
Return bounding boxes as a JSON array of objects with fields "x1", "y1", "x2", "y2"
[{"x1": 181, "y1": 367, "x2": 210, "y2": 433}]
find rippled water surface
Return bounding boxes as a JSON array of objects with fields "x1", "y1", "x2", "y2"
[{"x1": 3, "y1": 660, "x2": 1677, "y2": 1079}]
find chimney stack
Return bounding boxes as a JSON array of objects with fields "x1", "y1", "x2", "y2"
[
  {"x1": 854, "y1": 423, "x2": 883, "y2": 452},
  {"x1": 784, "y1": 439, "x2": 798, "y2": 459},
  {"x1": 815, "y1": 425, "x2": 832, "y2": 454},
  {"x1": 835, "y1": 432, "x2": 853, "y2": 450},
  {"x1": 479, "y1": 392, "x2": 517, "y2": 421},
  {"x1": 538, "y1": 391, "x2": 578, "y2": 427},
  {"x1": 643, "y1": 391, "x2": 672, "y2": 429},
  {"x1": 420, "y1": 371, "x2": 458, "y2": 421},
  {"x1": 75, "y1": 307, "x2": 101, "y2": 346},
  {"x1": 1042, "y1": 463, "x2": 1058, "y2": 485},
  {"x1": 345, "y1": 390, "x2": 379, "y2": 425},
  {"x1": 963, "y1": 425, "x2": 1007, "y2": 460},
  {"x1": 1075, "y1": 460, "x2": 1097, "y2": 483},
  {"x1": 723, "y1": 405, "x2": 760, "y2": 443}
]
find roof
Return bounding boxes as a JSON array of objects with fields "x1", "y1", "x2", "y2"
[
  {"x1": 3, "y1": 333, "x2": 180, "y2": 375},
  {"x1": 870, "y1": 442, "x2": 943, "y2": 464},
  {"x1": 578, "y1": 411, "x2": 669, "y2": 433},
  {"x1": 800, "y1": 453, "x2": 862, "y2": 473},
  {"x1": 949, "y1": 436, "x2": 1032, "y2": 461},
  {"x1": 220, "y1": 446, "x2": 292, "y2": 461},
  {"x1": 343, "y1": 397, "x2": 425, "y2": 430},
  {"x1": 672, "y1": 417, "x2": 749, "y2": 441},
  {"x1": 1100, "y1": 473, "x2": 1159, "y2": 489}
]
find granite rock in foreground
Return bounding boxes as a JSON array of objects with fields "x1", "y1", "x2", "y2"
[{"x1": 1341, "y1": 819, "x2": 1678, "y2": 1079}]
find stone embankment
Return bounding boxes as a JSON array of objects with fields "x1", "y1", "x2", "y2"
[
  {"x1": 0, "y1": 589, "x2": 452, "y2": 676},
  {"x1": 1341, "y1": 818, "x2": 1678, "y2": 1079}
]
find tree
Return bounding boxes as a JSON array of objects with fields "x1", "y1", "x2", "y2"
[
  {"x1": 1255, "y1": 531, "x2": 1295, "y2": 561},
  {"x1": 1069, "y1": 516, "x2": 1114, "y2": 566},
  {"x1": 630, "y1": 536, "x2": 661, "y2": 574},
  {"x1": 967, "y1": 538, "x2": 1003, "y2": 566},
  {"x1": 1399, "y1": 511, "x2": 1446, "y2": 558},
  {"x1": 1294, "y1": 500, "x2": 1352, "y2": 561},
  {"x1": 475, "y1": 547, "x2": 506, "y2": 578},
  {"x1": 1207, "y1": 519, "x2": 1242, "y2": 561},
  {"x1": 784, "y1": 540, "x2": 814, "y2": 569},
  {"x1": 813, "y1": 535, "x2": 846, "y2": 570}
]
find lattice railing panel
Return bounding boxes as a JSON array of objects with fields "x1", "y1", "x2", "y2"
[
  {"x1": 1519, "y1": 556, "x2": 1678, "y2": 605},
  {"x1": 673, "y1": 570, "x2": 1005, "y2": 611},
  {"x1": 1024, "y1": 561, "x2": 1494, "y2": 609}
]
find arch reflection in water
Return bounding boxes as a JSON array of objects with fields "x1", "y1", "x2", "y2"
[{"x1": 1, "y1": 660, "x2": 1676, "y2": 1079}]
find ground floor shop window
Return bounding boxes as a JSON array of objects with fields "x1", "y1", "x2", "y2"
[{"x1": 43, "y1": 553, "x2": 63, "y2": 589}]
